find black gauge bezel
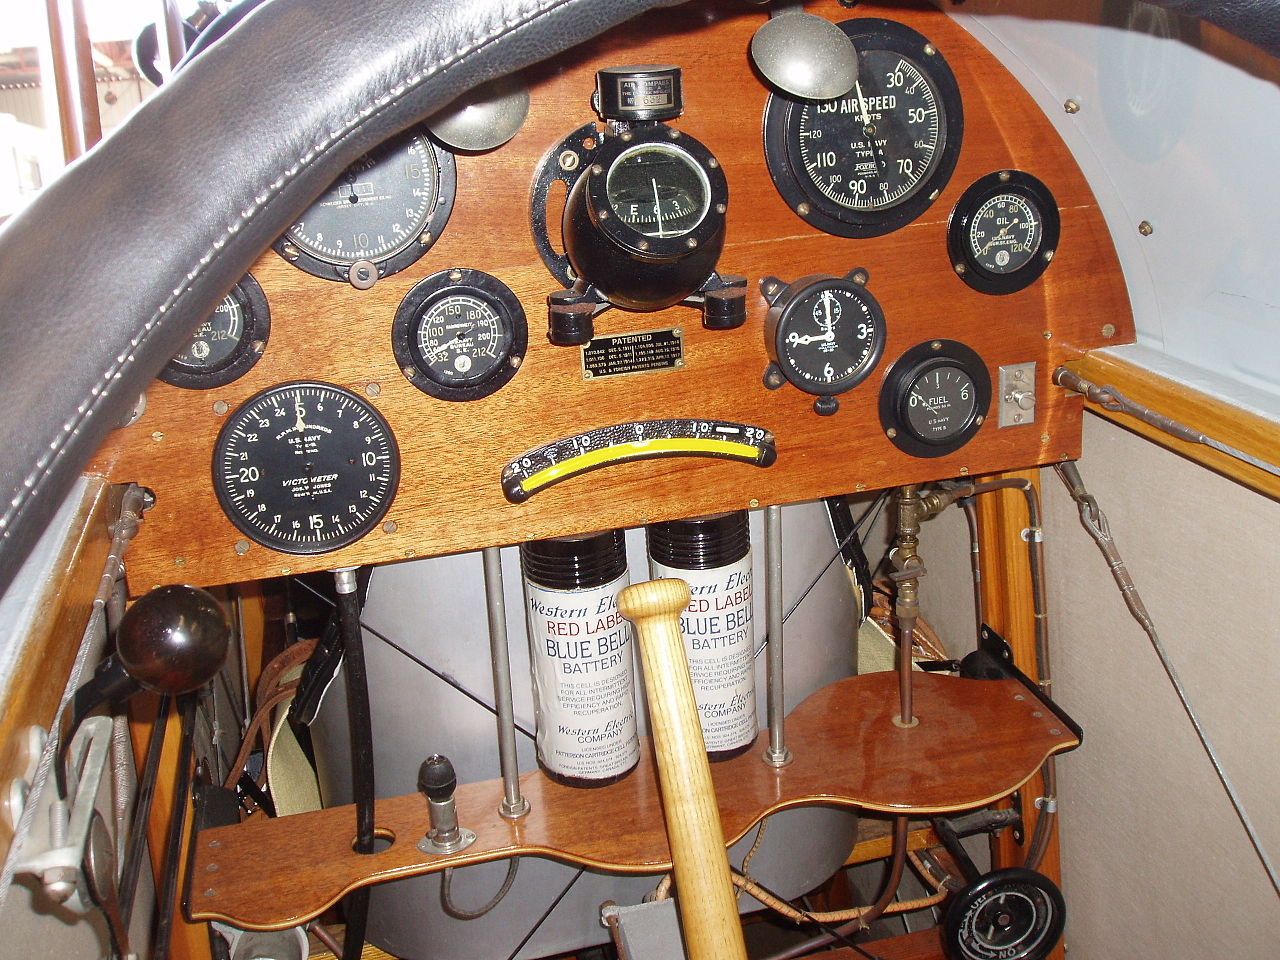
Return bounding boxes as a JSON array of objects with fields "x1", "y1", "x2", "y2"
[
  {"x1": 581, "y1": 124, "x2": 728, "y2": 261},
  {"x1": 943, "y1": 867, "x2": 1065, "y2": 960},
  {"x1": 762, "y1": 18, "x2": 964, "y2": 239},
  {"x1": 391, "y1": 269, "x2": 527, "y2": 402},
  {"x1": 159, "y1": 273, "x2": 270, "y2": 390},
  {"x1": 948, "y1": 171, "x2": 1059, "y2": 295},
  {"x1": 211, "y1": 381, "x2": 400, "y2": 554},
  {"x1": 879, "y1": 339, "x2": 990, "y2": 458},
  {"x1": 765, "y1": 275, "x2": 887, "y2": 397},
  {"x1": 272, "y1": 128, "x2": 457, "y2": 283}
]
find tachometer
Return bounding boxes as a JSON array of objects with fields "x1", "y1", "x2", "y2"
[
  {"x1": 274, "y1": 128, "x2": 455, "y2": 286},
  {"x1": 212, "y1": 382, "x2": 400, "y2": 554},
  {"x1": 762, "y1": 18, "x2": 963, "y2": 238}
]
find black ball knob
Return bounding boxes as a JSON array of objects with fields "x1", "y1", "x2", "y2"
[
  {"x1": 116, "y1": 585, "x2": 230, "y2": 695},
  {"x1": 417, "y1": 754, "x2": 457, "y2": 803}
]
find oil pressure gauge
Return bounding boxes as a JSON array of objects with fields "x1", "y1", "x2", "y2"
[
  {"x1": 392, "y1": 269, "x2": 527, "y2": 401},
  {"x1": 948, "y1": 171, "x2": 1059, "y2": 295},
  {"x1": 879, "y1": 339, "x2": 990, "y2": 457},
  {"x1": 762, "y1": 270, "x2": 886, "y2": 415}
]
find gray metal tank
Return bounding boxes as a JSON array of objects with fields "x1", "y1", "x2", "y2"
[{"x1": 313, "y1": 502, "x2": 860, "y2": 959}]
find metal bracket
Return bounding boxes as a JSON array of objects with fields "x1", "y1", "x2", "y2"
[{"x1": 12, "y1": 716, "x2": 115, "y2": 911}]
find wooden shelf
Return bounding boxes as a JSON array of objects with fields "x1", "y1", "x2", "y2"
[{"x1": 188, "y1": 671, "x2": 1076, "y2": 930}]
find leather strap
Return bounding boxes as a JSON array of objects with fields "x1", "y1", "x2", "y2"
[{"x1": 0, "y1": 0, "x2": 678, "y2": 596}]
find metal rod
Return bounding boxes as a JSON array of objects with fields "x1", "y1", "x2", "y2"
[
  {"x1": 763, "y1": 505, "x2": 791, "y2": 766},
  {"x1": 891, "y1": 485, "x2": 923, "y2": 727},
  {"x1": 334, "y1": 567, "x2": 374, "y2": 960},
  {"x1": 483, "y1": 547, "x2": 529, "y2": 819}
]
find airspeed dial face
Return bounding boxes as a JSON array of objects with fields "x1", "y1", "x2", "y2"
[
  {"x1": 212, "y1": 382, "x2": 399, "y2": 554},
  {"x1": 796, "y1": 49, "x2": 943, "y2": 211},
  {"x1": 763, "y1": 19, "x2": 963, "y2": 238}
]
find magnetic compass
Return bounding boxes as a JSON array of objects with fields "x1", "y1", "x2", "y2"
[
  {"x1": 949, "y1": 171, "x2": 1059, "y2": 295},
  {"x1": 943, "y1": 868, "x2": 1065, "y2": 960},
  {"x1": 160, "y1": 273, "x2": 269, "y2": 389},
  {"x1": 879, "y1": 339, "x2": 990, "y2": 457},
  {"x1": 392, "y1": 269, "x2": 527, "y2": 401},
  {"x1": 212, "y1": 382, "x2": 400, "y2": 554},
  {"x1": 762, "y1": 271, "x2": 886, "y2": 415},
  {"x1": 274, "y1": 127, "x2": 455, "y2": 286},
  {"x1": 763, "y1": 18, "x2": 963, "y2": 238}
]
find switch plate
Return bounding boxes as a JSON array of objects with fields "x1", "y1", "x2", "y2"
[{"x1": 999, "y1": 362, "x2": 1037, "y2": 427}]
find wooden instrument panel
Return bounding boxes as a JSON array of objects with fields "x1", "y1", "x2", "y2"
[{"x1": 89, "y1": 0, "x2": 1132, "y2": 593}]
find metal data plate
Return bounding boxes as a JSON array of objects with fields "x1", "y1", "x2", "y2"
[{"x1": 582, "y1": 327, "x2": 684, "y2": 380}]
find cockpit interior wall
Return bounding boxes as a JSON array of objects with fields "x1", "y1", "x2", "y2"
[{"x1": 1, "y1": 0, "x2": 1279, "y2": 959}]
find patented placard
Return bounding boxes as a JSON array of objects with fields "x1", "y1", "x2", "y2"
[{"x1": 582, "y1": 327, "x2": 684, "y2": 380}]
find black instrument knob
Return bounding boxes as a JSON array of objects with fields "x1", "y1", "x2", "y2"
[{"x1": 417, "y1": 754, "x2": 457, "y2": 803}]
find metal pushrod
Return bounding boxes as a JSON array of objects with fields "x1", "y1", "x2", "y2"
[
  {"x1": 763, "y1": 505, "x2": 791, "y2": 766},
  {"x1": 482, "y1": 547, "x2": 529, "y2": 818}
]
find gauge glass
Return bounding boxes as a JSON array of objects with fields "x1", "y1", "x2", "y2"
[
  {"x1": 414, "y1": 293, "x2": 513, "y2": 386},
  {"x1": 968, "y1": 193, "x2": 1042, "y2": 274},
  {"x1": 170, "y1": 292, "x2": 244, "y2": 371},
  {"x1": 605, "y1": 142, "x2": 710, "y2": 238},
  {"x1": 795, "y1": 49, "x2": 945, "y2": 211},
  {"x1": 905, "y1": 365, "x2": 976, "y2": 441},
  {"x1": 212, "y1": 382, "x2": 399, "y2": 554},
  {"x1": 776, "y1": 283, "x2": 884, "y2": 394},
  {"x1": 284, "y1": 133, "x2": 439, "y2": 265}
]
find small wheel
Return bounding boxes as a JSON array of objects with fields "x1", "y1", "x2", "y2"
[{"x1": 942, "y1": 867, "x2": 1065, "y2": 960}]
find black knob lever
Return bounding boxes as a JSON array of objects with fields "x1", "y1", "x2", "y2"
[
  {"x1": 416, "y1": 754, "x2": 476, "y2": 855},
  {"x1": 58, "y1": 585, "x2": 230, "y2": 798}
]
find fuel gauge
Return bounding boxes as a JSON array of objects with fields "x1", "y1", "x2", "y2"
[{"x1": 879, "y1": 339, "x2": 991, "y2": 457}]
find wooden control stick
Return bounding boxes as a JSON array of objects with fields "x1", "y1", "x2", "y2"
[{"x1": 617, "y1": 578, "x2": 748, "y2": 960}]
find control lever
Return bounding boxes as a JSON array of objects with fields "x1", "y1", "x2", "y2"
[
  {"x1": 57, "y1": 584, "x2": 229, "y2": 799},
  {"x1": 416, "y1": 755, "x2": 476, "y2": 856}
]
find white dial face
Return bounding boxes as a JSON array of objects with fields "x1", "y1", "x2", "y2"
[{"x1": 285, "y1": 134, "x2": 438, "y2": 265}]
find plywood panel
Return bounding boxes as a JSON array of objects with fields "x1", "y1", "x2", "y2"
[{"x1": 88, "y1": 0, "x2": 1132, "y2": 593}]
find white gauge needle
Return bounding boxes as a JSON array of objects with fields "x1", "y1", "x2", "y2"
[
  {"x1": 293, "y1": 398, "x2": 307, "y2": 433},
  {"x1": 651, "y1": 177, "x2": 665, "y2": 237},
  {"x1": 854, "y1": 80, "x2": 874, "y2": 130},
  {"x1": 980, "y1": 218, "x2": 1020, "y2": 256},
  {"x1": 425, "y1": 325, "x2": 474, "y2": 361}
]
